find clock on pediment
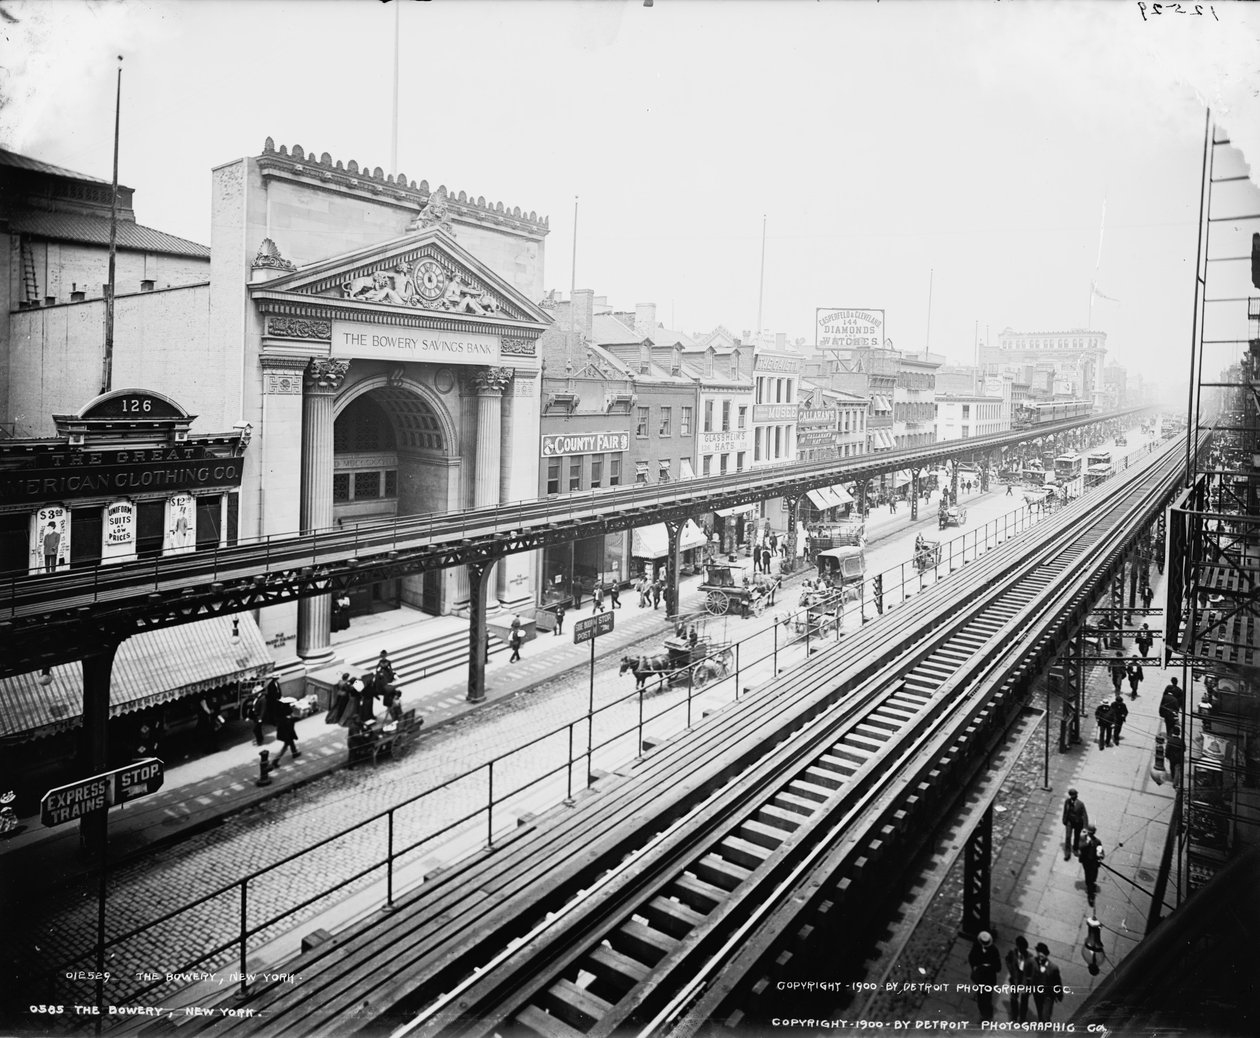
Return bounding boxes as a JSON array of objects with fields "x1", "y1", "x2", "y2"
[{"x1": 414, "y1": 259, "x2": 448, "y2": 303}]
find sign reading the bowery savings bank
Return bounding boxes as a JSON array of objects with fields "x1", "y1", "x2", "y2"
[
  {"x1": 541, "y1": 432, "x2": 630, "y2": 457},
  {"x1": 331, "y1": 321, "x2": 500, "y2": 365}
]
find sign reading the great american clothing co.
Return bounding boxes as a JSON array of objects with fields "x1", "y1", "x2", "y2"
[
  {"x1": 0, "y1": 458, "x2": 244, "y2": 505},
  {"x1": 331, "y1": 321, "x2": 501, "y2": 365}
]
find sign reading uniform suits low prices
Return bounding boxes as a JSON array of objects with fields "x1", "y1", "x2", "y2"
[{"x1": 817, "y1": 308, "x2": 885, "y2": 349}]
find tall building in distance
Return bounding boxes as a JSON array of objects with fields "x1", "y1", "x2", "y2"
[{"x1": 981, "y1": 328, "x2": 1107, "y2": 407}]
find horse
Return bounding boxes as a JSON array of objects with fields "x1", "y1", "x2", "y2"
[
  {"x1": 1023, "y1": 491, "x2": 1048, "y2": 514},
  {"x1": 619, "y1": 654, "x2": 672, "y2": 692}
]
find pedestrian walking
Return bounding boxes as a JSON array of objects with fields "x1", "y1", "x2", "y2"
[
  {"x1": 1135, "y1": 623, "x2": 1154, "y2": 659},
  {"x1": 1005, "y1": 936, "x2": 1032, "y2": 1024},
  {"x1": 1095, "y1": 698, "x2": 1115, "y2": 749},
  {"x1": 1126, "y1": 657, "x2": 1144, "y2": 698},
  {"x1": 1141, "y1": 583, "x2": 1154, "y2": 611},
  {"x1": 1111, "y1": 693, "x2": 1129, "y2": 743},
  {"x1": 769, "y1": 531, "x2": 778, "y2": 555},
  {"x1": 375, "y1": 650, "x2": 395, "y2": 685},
  {"x1": 967, "y1": 930, "x2": 1001, "y2": 1022},
  {"x1": 592, "y1": 584, "x2": 605, "y2": 613},
  {"x1": 609, "y1": 582, "x2": 621, "y2": 608},
  {"x1": 761, "y1": 546, "x2": 772, "y2": 574},
  {"x1": 553, "y1": 603, "x2": 566, "y2": 635},
  {"x1": 1165, "y1": 728, "x2": 1186, "y2": 785},
  {"x1": 638, "y1": 577, "x2": 650, "y2": 608},
  {"x1": 1062, "y1": 788, "x2": 1088, "y2": 859},
  {"x1": 272, "y1": 701, "x2": 301, "y2": 765},
  {"x1": 1078, "y1": 825, "x2": 1105, "y2": 905},
  {"x1": 1108, "y1": 653, "x2": 1126, "y2": 694},
  {"x1": 753, "y1": 549, "x2": 762, "y2": 575},
  {"x1": 1030, "y1": 944, "x2": 1064, "y2": 1022},
  {"x1": 250, "y1": 682, "x2": 270, "y2": 745},
  {"x1": 651, "y1": 580, "x2": 662, "y2": 610},
  {"x1": 1006, "y1": 483, "x2": 1013, "y2": 496},
  {"x1": 1160, "y1": 682, "x2": 1181, "y2": 736},
  {"x1": 509, "y1": 625, "x2": 523, "y2": 663}
]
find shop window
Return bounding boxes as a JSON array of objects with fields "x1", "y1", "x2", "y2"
[
  {"x1": 135, "y1": 500, "x2": 165, "y2": 560},
  {"x1": 636, "y1": 407, "x2": 650, "y2": 438},
  {"x1": 681, "y1": 406, "x2": 692, "y2": 435},
  {"x1": 71, "y1": 506, "x2": 103, "y2": 568},
  {"x1": 226, "y1": 492, "x2": 239, "y2": 546},
  {"x1": 0, "y1": 513, "x2": 26, "y2": 574},
  {"x1": 591, "y1": 456, "x2": 603, "y2": 489},
  {"x1": 658, "y1": 460, "x2": 671, "y2": 482},
  {"x1": 547, "y1": 457, "x2": 561, "y2": 495},
  {"x1": 354, "y1": 472, "x2": 381, "y2": 499},
  {"x1": 659, "y1": 407, "x2": 672, "y2": 437},
  {"x1": 333, "y1": 473, "x2": 351, "y2": 502},
  {"x1": 610, "y1": 457, "x2": 621, "y2": 486},
  {"x1": 384, "y1": 470, "x2": 398, "y2": 498},
  {"x1": 570, "y1": 456, "x2": 582, "y2": 492},
  {"x1": 196, "y1": 496, "x2": 221, "y2": 550},
  {"x1": 635, "y1": 461, "x2": 649, "y2": 484}
]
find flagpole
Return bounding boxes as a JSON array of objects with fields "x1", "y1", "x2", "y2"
[
  {"x1": 924, "y1": 268, "x2": 933, "y2": 358},
  {"x1": 390, "y1": 2, "x2": 400, "y2": 174},
  {"x1": 756, "y1": 213, "x2": 767, "y2": 340},
  {"x1": 569, "y1": 196, "x2": 579, "y2": 356},
  {"x1": 100, "y1": 56, "x2": 123, "y2": 396}
]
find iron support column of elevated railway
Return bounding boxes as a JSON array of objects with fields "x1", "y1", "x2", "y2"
[
  {"x1": 910, "y1": 469, "x2": 920, "y2": 521},
  {"x1": 783, "y1": 495, "x2": 799, "y2": 573},
  {"x1": 466, "y1": 561, "x2": 491, "y2": 703},
  {"x1": 665, "y1": 519, "x2": 681, "y2": 618},
  {"x1": 962, "y1": 805, "x2": 994, "y2": 939}
]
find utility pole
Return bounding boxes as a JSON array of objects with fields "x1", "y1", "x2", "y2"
[
  {"x1": 756, "y1": 214, "x2": 767, "y2": 340},
  {"x1": 100, "y1": 56, "x2": 123, "y2": 395}
]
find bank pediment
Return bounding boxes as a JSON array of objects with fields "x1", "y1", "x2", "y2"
[{"x1": 250, "y1": 230, "x2": 552, "y2": 329}]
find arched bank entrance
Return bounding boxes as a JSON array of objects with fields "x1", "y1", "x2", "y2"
[{"x1": 333, "y1": 380, "x2": 456, "y2": 620}]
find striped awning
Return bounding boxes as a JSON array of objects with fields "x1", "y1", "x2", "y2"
[
  {"x1": 871, "y1": 431, "x2": 896, "y2": 450},
  {"x1": 805, "y1": 484, "x2": 855, "y2": 510},
  {"x1": 0, "y1": 614, "x2": 273, "y2": 740},
  {"x1": 714, "y1": 502, "x2": 757, "y2": 518},
  {"x1": 631, "y1": 520, "x2": 708, "y2": 558}
]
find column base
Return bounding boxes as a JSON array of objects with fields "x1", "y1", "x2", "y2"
[{"x1": 297, "y1": 646, "x2": 339, "y2": 670}]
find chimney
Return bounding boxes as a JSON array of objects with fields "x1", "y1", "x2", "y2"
[
  {"x1": 572, "y1": 289, "x2": 595, "y2": 339},
  {"x1": 635, "y1": 302, "x2": 657, "y2": 337}
]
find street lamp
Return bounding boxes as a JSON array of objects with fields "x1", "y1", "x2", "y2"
[
  {"x1": 1082, "y1": 915, "x2": 1107, "y2": 976},
  {"x1": 38, "y1": 667, "x2": 53, "y2": 687}
]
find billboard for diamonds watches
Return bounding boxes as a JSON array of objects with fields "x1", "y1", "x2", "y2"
[{"x1": 817, "y1": 308, "x2": 885, "y2": 349}]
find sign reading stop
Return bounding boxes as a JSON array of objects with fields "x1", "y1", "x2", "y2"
[{"x1": 41, "y1": 758, "x2": 165, "y2": 827}]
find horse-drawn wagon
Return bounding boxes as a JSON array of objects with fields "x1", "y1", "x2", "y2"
[
  {"x1": 938, "y1": 504, "x2": 967, "y2": 529},
  {"x1": 790, "y1": 584, "x2": 848, "y2": 641},
  {"x1": 913, "y1": 535, "x2": 942, "y2": 572},
  {"x1": 619, "y1": 627, "x2": 734, "y2": 692},
  {"x1": 699, "y1": 562, "x2": 777, "y2": 617}
]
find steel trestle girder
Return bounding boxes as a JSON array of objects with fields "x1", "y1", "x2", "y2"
[{"x1": 0, "y1": 409, "x2": 1148, "y2": 675}]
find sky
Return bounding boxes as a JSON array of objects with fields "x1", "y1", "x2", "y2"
[{"x1": 3, "y1": 0, "x2": 1259, "y2": 406}]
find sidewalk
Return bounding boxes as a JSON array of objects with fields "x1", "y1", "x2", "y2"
[
  {"x1": 867, "y1": 574, "x2": 1176, "y2": 1027},
  {"x1": 0, "y1": 492, "x2": 952, "y2": 890}
]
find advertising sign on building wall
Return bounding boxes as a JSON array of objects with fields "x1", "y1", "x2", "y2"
[
  {"x1": 540, "y1": 432, "x2": 630, "y2": 457},
  {"x1": 28, "y1": 505, "x2": 70, "y2": 576},
  {"x1": 165, "y1": 493, "x2": 198, "y2": 555},
  {"x1": 101, "y1": 499, "x2": 137, "y2": 565},
  {"x1": 697, "y1": 430, "x2": 749, "y2": 454},
  {"x1": 752, "y1": 404, "x2": 798, "y2": 423},
  {"x1": 816, "y1": 308, "x2": 885, "y2": 349},
  {"x1": 331, "y1": 321, "x2": 501, "y2": 365}
]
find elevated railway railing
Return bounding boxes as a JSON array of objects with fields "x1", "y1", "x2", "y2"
[{"x1": 34, "y1": 442, "x2": 1162, "y2": 1017}]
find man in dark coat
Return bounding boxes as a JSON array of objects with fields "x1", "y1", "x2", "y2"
[
  {"x1": 1110, "y1": 693, "x2": 1129, "y2": 743},
  {"x1": 609, "y1": 582, "x2": 621, "y2": 608},
  {"x1": 1165, "y1": 729, "x2": 1186, "y2": 785},
  {"x1": 272, "y1": 701, "x2": 301, "y2": 766},
  {"x1": 1078, "y1": 824, "x2": 1104, "y2": 906},
  {"x1": 968, "y1": 930, "x2": 1002, "y2": 1022},
  {"x1": 1062, "y1": 788, "x2": 1088, "y2": 859},
  {"x1": 553, "y1": 603, "x2": 566, "y2": 636},
  {"x1": 1109, "y1": 653, "x2": 1126, "y2": 694},
  {"x1": 1030, "y1": 944, "x2": 1064, "y2": 1022},
  {"x1": 1135, "y1": 623, "x2": 1154, "y2": 659},
  {"x1": 1095, "y1": 698, "x2": 1114, "y2": 749},
  {"x1": 1160, "y1": 680, "x2": 1182, "y2": 736},
  {"x1": 1126, "y1": 657, "x2": 1144, "y2": 698},
  {"x1": 1005, "y1": 936, "x2": 1032, "y2": 1023}
]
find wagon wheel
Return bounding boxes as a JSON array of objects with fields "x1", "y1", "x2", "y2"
[
  {"x1": 691, "y1": 662, "x2": 711, "y2": 688},
  {"x1": 704, "y1": 591, "x2": 729, "y2": 616},
  {"x1": 752, "y1": 594, "x2": 766, "y2": 617},
  {"x1": 715, "y1": 647, "x2": 735, "y2": 671}
]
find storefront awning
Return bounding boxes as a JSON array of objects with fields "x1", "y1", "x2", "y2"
[
  {"x1": 0, "y1": 614, "x2": 274, "y2": 740},
  {"x1": 714, "y1": 503, "x2": 757, "y2": 518},
  {"x1": 871, "y1": 430, "x2": 896, "y2": 450},
  {"x1": 805, "y1": 483, "x2": 855, "y2": 510},
  {"x1": 679, "y1": 458, "x2": 696, "y2": 480},
  {"x1": 873, "y1": 395, "x2": 892, "y2": 412},
  {"x1": 631, "y1": 519, "x2": 708, "y2": 559}
]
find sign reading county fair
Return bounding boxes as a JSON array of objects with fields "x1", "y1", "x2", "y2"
[
  {"x1": 541, "y1": 432, "x2": 630, "y2": 457},
  {"x1": 332, "y1": 321, "x2": 500, "y2": 365},
  {"x1": 817, "y1": 308, "x2": 885, "y2": 349},
  {"x1": 41, "y1": 759, "x2": 164, "y2": 827}
]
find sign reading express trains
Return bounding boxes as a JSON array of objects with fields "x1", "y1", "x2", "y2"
[
  {"x1": 41, "y1": 759, "x2": 164, "y2": 827},
  {"x1": 0, "y1": 458, "x2": 245, "y2": 505},
  {"x1": 541, "y1": 432, "x2": 629, "y2": 457}
]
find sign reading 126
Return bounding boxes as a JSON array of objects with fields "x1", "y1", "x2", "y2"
[{"x1": 82, "y1": 391, "x2": 183, "y2": 421}]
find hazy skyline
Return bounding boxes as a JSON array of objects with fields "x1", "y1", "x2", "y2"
[{"x1": 4, "y1": 0, "x2": 1259, "y2": 404}]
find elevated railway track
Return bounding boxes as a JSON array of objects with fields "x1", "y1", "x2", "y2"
[
  {"x1": 0, "y1": 409, "x2": 1144, "y2": 676},
  {"x1": 150, "y1": 431, "x2": 1193, "y2": 1038}
]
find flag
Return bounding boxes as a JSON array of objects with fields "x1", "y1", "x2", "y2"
[{"x1": 1091, "y1": 280, "x2": 1120, "y2": 304}]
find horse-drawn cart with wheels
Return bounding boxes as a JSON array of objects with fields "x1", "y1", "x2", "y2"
[
  {"x1": 938, "y1": 504, "x2": 967, "y2": 529},
  {"x1": 913, "y1": 535, "x2": 942, "y2": 573},
  {"x1": 699, "y1": 562, "x2": 776, "y2": 618},
  {"x1": 619, "y1": 623, "x2": 734, "y2": 692},
  {"x1": 790, "y1": 585, "x2": 848, "y2": 642}
]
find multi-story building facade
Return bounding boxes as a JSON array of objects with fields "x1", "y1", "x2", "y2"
[
  {"x1": 682, "y1": 344, "x2": 753, "y2": 478},
  {"x1": 893, "y1": 353, "x2": 943, "y2": 449},
  {"x1": 981, "y1": 328, "x2": 1107, "y2": 406}
]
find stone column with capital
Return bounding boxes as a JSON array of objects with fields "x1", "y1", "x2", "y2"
[{"x1": 297, "y1": 357, "x2": 349, "y2": 664}]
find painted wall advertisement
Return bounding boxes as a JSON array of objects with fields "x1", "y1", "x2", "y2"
[
  {"x1": 28, "y1": 505, "x2": 70, "y2": 576},
  {"x1": 817, "y1": 308, "x2": 885, "y2": 349},
  {"x1": 165, "y1": 492, "x2": 198, "y2": 555},
  {"x1": 541, "y1": 432, "x2": 630, "y2": 457},
  {"x1": 101, "y1": 498, "x2": 137, "y2": 565}
]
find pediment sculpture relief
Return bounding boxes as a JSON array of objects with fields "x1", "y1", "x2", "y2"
[{"x1": 339, "y1": 259, "x2": 503, "y2": 317}]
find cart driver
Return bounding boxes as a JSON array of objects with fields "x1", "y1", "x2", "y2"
[{"x1": 915, "y1": 532, "x2": 926, "y2": 554}]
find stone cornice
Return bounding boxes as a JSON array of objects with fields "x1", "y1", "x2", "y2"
[
  {"x1": 256, "y1": 138, "x2": 549, "y2": 239},
  {"x1": 252, "y1": 293, "x2": 546, "y2": 337}
]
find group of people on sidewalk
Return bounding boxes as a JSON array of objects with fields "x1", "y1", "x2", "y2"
[
  {"x1": 968, "y1": 930, "x2": 1064, "y2": 1024},
  {"x1": 1062, "y1": 787, "x2": 1107, "y2": 905}
]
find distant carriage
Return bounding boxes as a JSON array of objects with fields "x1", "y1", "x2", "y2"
[
  {"x1": 913, "y1": 537, "x2": 942, "y2": 573},
  {"x1": 699, "y1": 562, "x2": 777, "y2": 617},
  {"x1": 619, "y1": 631, "x2": 734, "y2": 692},
  {"x1": 790, "y1": 584, "x2": 849, "y2": 641},
  {"x1": 939, "y1": 504, "x2": 967, "y2": 529}
]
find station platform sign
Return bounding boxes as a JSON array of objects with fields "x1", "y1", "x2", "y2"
[
  {"x1": 574, "y1": 612, "x2": 614, "y2": 644},
  {"x1": 40, "y1": 758, "x2": 165, "y2": 827}
]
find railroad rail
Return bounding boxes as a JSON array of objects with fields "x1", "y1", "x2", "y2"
[
  {"x1": 150, "y1": 432, "x2": 1191, "y2": 1038},
  {"x1": 0, "y1": 410, "x2": 1143, "y2": 674}
]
